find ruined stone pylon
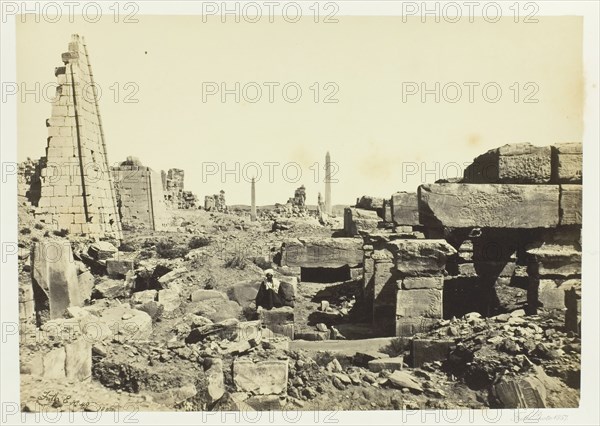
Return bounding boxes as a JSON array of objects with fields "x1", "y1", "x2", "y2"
[
  {"x1": 324, "y1": 151, "x2": 332, "y2": 215},
  {"x1": 35, "y1": 34, "x2": 122, "y2": 240},
  {"x1": 250, "y1": 177, "x2": 257, "y2": 221}
]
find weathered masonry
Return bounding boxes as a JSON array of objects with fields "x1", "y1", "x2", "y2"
[
  {"x1": 33, "y1": 34, "x2": 122, "y2": 240},
  {"x1": 347, "y1": 142, "x2": 582, "y2": 337}
]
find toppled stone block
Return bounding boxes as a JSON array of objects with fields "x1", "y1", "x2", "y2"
[
  {"x1": 386, "y1": 239, "x2": 456, "y2": 275},
  {"x1": 527, "y1": 245, "x2": 581, "y2": 278},
  {"x1": 31, "y1": 240, "x2": 83, "y2": 319},
  {"x1": 106, "y1": 258, "x2": 134, "y2": 278},
  {"x1": 538, "y1": 279, "x2": 579, "y2": 310},
  {"x1": 396, "y1": 289, "x2": 442, "y2": 318},
  {"x1": 205, "y1": 358, "x2": 225, "y2": 404},
  {"x1": 411, "y1": 338, "x2": 456, "y2": 368},
  {"x1": 356, "y1": 195, "x2": 384, "y2": 210},
  {"x1": 552, "y1": 142, "x2": 582, "y2": 183},
  {"x1": 344, "y1": 208, "x2": 380, "y2": 236},
  {"x1": 463, "y1": 143, "x2": 552, "y2": 183},
  {"x1": 191, "y1": 289, "x2": 227, "y2": 302},
  {"x1": 391, "y1": 192, "x2": 420, "y2": 226},
  {"x1": 560, "y1": 184, "x2": 582, "y2": 225},
  {"x1": 130, "y1": 289, "x2": 158, "y2": 305},
  {"x1": 42, "y1": 347, "x2": 67, "y2": 379},
  {"x1": 94, "y1": 278, "x2": 130, "y2": 299},
  {"x1": 158, "y1": 289, "x2": 181, "y2": 312},
  {"x1": 64, "y1": 339, "x2": 92, "y2": 381},
  {"x1": 400, "y1": 276, "x2": 444, "y2": 289},
  {"x1": 231, "y1": 280, "x2": 261, "y2": 308},
  {"x1": 281, "y1": 237, "x2": 363, "y2": 268},
  {"x1": 185, "y1": 318, "x2": 239, "y2": 343},
  {"x1": 395, "y1": 317, "x2": 437, "y2": 337},
  {"x1": 98, "y1": 306, "x2": 153, "y2": 341},
  {"x1": 88, "y1": 241, "x2": 118, "y2": 260},
  {"x1": 353, "y1": 351, "x2": 389, "y2": 366},
  {"x1": 368, "y1": 356, "x2": 404, "y2": 372},
  {"x1": 494, "y1": 374, "x2": 547, "y2": 408},
  {"x1": 258, "y1": 306, "x2": 294, "y2": 339},
  {"x1": 387, "y1": 371, "x2": 422, "y2": 392},
  {"x1": 419, "y1": 183, "x2": 560, "y2": 228},
  {"x1": 233, "y1": 358, "x2": 288, "y2": 395}
]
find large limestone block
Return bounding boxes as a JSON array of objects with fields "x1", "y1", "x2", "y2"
[
  {"x1": 31, "y1": 240, "x2": 83, "y2": 319},
  {"x1": 463, "y1": 143, "x2": 552, "y2": 183},
  {"x1": 233, "y1": 359, "x2": 288, "y2": 395},
  {"x1": 396, "y1": 289, "x2": 442, "y2": 318},
  {"x1": 42, "y1": 348, "x2": 66, "y2": 379},
  {"x1": 386, "y1": 239, "x2": 456, "y2": 275},
  {"x1": 355, "y1": 195, "x2": 384, "y2": 210},
  {"x1": 281, "y1": 237, "x2": 363, "y2": 268},
  {"x1": 391, "y1": 192, "x2": 420, "y2": 226},
  {"x1": 97, "y1": 306, "x2": 153, "y2": 341},
  {"x1": 64, "y1": 339, "x2": 92, "y2": 381},
  {"x1": 552, "y1": 143, "x2": 582, "y2": 183},
  {"x1": 411, "y1": 339, "x2": 456, "y2": 367},
  {"x1": 527, "y1": 245, "x2": 581, "y2": 277},
  {"x1": 494, "y1": 374, "x2": 547, "y2": 408},
  {"x1": 419, "y1": 184, "x2": 560, "y2": 228},
  {"x1": 344, "y1": 207, "x2": 380, "y2": 236},
  {"x1": 559, "y1": 185, "x2": 582, "y2": 225}
]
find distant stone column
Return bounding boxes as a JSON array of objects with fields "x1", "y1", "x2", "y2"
[
  {"x1": 325, "y1": 151, "x2": 332, "y2": 215},
  {"x1": 250, "y1": 177, "x2": 257, "y2": 221}
]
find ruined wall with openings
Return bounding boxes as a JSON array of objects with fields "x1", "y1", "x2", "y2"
[{"x1": 111, "y1": 157, "x2": 169, "y2": 231}]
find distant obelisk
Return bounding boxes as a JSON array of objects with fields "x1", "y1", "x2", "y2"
[
  {"x1": 324, "y1": 151, "x2": 332, "y2": 215},
  {"x1": 250, "y1": 177, "x2": 257, "y2": 221}
]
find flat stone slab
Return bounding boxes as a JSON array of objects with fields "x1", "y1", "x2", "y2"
[
  {"x1": 463, "y1": 142, "x2": 552, "y2": 183},
  {"x1": 419, "y1": 183, "x2": 560, "y2": 228},
  {"x1": 391, "y1": 192, "x2": 420, "y2": 226},
  {"x1": 368, "y1": 356, "x2": 404, "y2": 372},
  {"x1": 281, "y1": 237, "x2": 363, "y2": 268},
  {"x1": 233, "y1": 358, "x2": 288, "y2": 395},
  {"x1": 386, "y1": 239, "x2": 456, "y2": 275},
  {"x1": 552, "y1": 142, "x2": 582, "y2": 183},
  {"x1": 344, "y1": 207, "x2": 380, "y2": 236}
]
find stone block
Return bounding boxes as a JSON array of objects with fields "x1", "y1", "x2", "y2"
[
  {"x1": 106, "y1": 259, "x2": 134, "y2": 278},
  {"x1": 31, "y1": 240, "x2": 83, "y2": 319},
  {"x1": 233, "y1": 358, "x2": 288, "y2": 395},
  {"x1": 158, "y1": 289, "x2": 181, "y2": 312},
  {"x1": 411, "y1": 339, "x2": 456, "y2": 367},
  {"x1": 205, "y1": 358, "x2": 225, "y2": 404},
  {"x1": 258, "y1": 306, "x2": 294, "y2": 339},
  {"x1": 386, "y1": 239, "x2": 456, "y2": 275},
  {"x1": 387, "y1": 371, "x2": 422, "y2": 392},
  {"x1": 552, "y1": 142, "x2": 582, "y2": 183},
  {"x1": 391, "y1": 192, "x2": 420, "y2": 226},
  {"x1": 368, "y1": 356, "x2": 404, "y2": 372},
  {"x1": 355, "y1": 195, "x2": 384, "y2": 210},
  {"x1": 42, "y1": 348, "x2": 66, "y2": 379},
  {"x1": 395, "y1": 317, "x2": 437, "y2": 337},
  {"x1": 463, "y1": 143, "x2": 552, "y2": 183},
  {"x1": 560, "y1": 185, "x2": 582, "y2": 225},
  {"x1": 344, "y1": 207, "x2": 380, "y2": 236},
  {"x1": 565, "y1": 285, "x2": 581, "y2": 334},
  {"x1": 131, "y1": 290, "x2": 157, "y2": 305},
  {"x1": 396, "y1": 289, "x2": 442, "y2": 318},
  {"x1": 527, "y1": 245, "x2": 581, "y2": 278},
  {"x1": 494, "y1": 375, "x2": 547, "y2": 408},
  {"x1": 190, "y1": 289, "x2": 227, "y2": 303},
  {"x1": 401, "y1": 276, "x2": 444, "y2": 289},
  {"x1": 64, "y1": 339, "x2": 92, "y2": 381},
  {"x1": 419, "y1": 183, "x2": 560, "y2": 228},
  {"x1": 281, "y1": 237, "x2": 363, "y2": 268},
  {"x1": 88, "y1": 241, "x2": 118, "y2": 260}
]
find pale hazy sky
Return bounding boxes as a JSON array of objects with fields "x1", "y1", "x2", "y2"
[{"x1": 17, "y1": 16, "x2": 583, "y2": 205}]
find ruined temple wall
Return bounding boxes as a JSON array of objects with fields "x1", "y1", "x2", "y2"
[
  {"x1": 35, "y1": 35, "x2": 121, "y2": 240},
  {"x1": 112, "y1": 166, "x2": 169, "y2": 231}
]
